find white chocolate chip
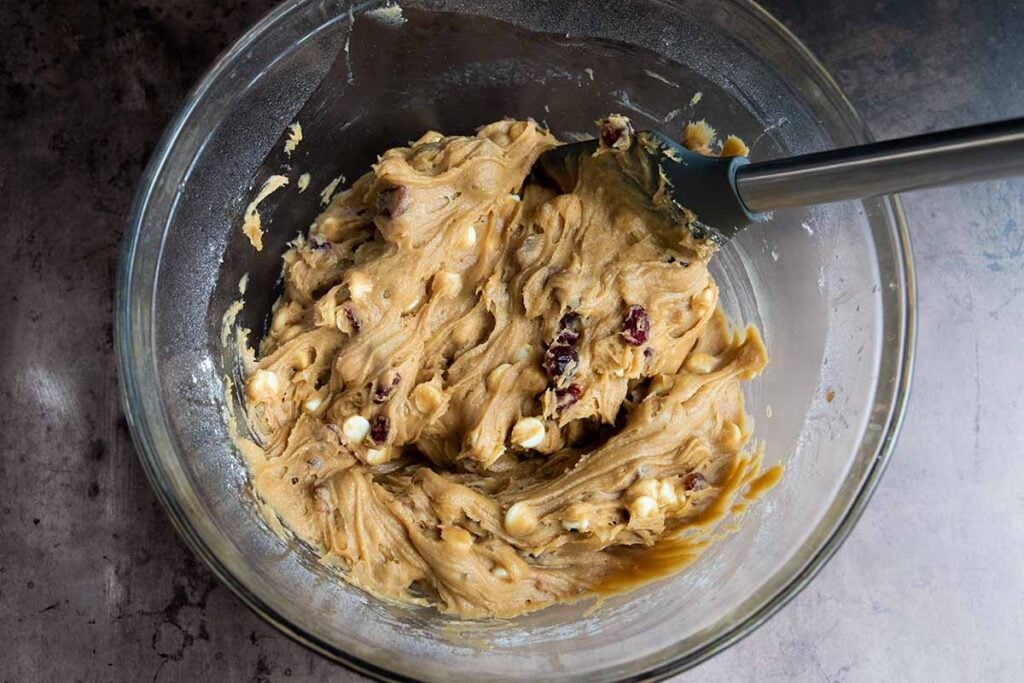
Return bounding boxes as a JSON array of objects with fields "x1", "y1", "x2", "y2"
[
  {"x1": 247, "y1": 370, "x2": 280, "y2": 401},
  {"x1": 491, "y1": 566, "x2": 509, "y2": 579},
  {"x1": 504, "y1": 502, "x2": 537, "y2": 536},
  {"x1": 347, "y1": 272, "x2": 374, "y2": 301},
  {"x1": 342, "y1": 415, "x2": 370, "y2": 443},
  {"x1": 629, "y1": 495, "x2": 658, "y2": 519},
  {"x1": 293, "y1": 347, "x2": 315, "y2": 371},
  {"x1": 460, "y1": 225, "x2": 477, "y2": 249},
  {"x1": 511, "y1": 417, "x2": 545, "y2": 449},
  {"x1": 434, "y1": 271, "x2": 462, "y2": 298},
  {"x1": 319, "y1": 216, "x2": 340, "y2": 233},
  {"x1": 562, "y1": 503, "x2": 592, "y2": 532},
  {"x1": 684, "y1": 352, "x2": 716, "y2": 374},
  {"x1": 561, "y1": 517, "x2": 590, "y2": 532},
  {"x1": 722, "y1": 421, "x2": 743, "y2": 447},
  {"x1": 442, "y1": 526, "x2": 473, "y2": 551},
  {"x1": 254, "y1": 369, "x2": 279, "y2": 392},
  {"x1": 658, "y1": 480, "x2": 678, "y2": 506},
  {"x1": 271, "y1": 305, "x2": 295, "y2": 333},
  {"x1": 302, "y1": 397, "x2": 322, "y2": 413},
  {"x1": 512, "y1": 345, "x2": 531, "y2": 363},
  {"x1": 649, "y1": 373, "x2": 673, "y2": 396},
  {"x1": 629, "y1": 478, "x2": 659, "y2": 501},
  {"x1": 401, "y1": 290, "x2": 425, "y2": 314},
  {"x1": 674, "y1": 485, "x2": 689, "y2": 504},
  {"x1": 693, "y1": 286, "x2": 715, "y2": 308},
  {"x1": 487, "y1": 363, "x2": 512, "y2": 391},
  {"x1": 365, "y1": 447, "x2": 389, "y2": 465},
  {"x1": 412, "y1": 383, "x2": 444, "y2": 413}
]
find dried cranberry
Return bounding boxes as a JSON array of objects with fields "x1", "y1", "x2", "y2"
[
  {"x1": 372, "y1": 373, "x2": 401, "y2": 404},
  {"x1": 555, "y1": 311, "x2": 583, "y2": 346},
  {"x1": 554, "y1": 330, "x2": 577, "y2": 347},
  {"x1": 377, "y1": 185, "x2": 410, "y2": 218},
  {"x1": 682, "y1": 472, "x2": 708, "y2": 491},
  {"x1": 621, "y1": 304, "x2": 650, "y2": 346},
  {"x1": 600, "y1": 118, "x2": 633, "y2": 148},
  {"x1": 559, "y1": 311, "x2": 582, "y2": 334},
  {"x1": 369, "y1": 414, "x2": 389, "y2": 445},
  {"x1": 555, "y1": 384, "x2": 583, "y2": 412},
  {"x1": 666, "y1": 256, "x2": 689, "y2": 267},
  {"x1": 343, "y1": 304, "x2": 360, "y2": 333},
  {"x1": 543, "y1": 344, "x2": 579, "y2": 380}
]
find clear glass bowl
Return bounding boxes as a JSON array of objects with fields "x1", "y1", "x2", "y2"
[{"x1": 116, "y1": 0, "x2": 915, "y2": 680}]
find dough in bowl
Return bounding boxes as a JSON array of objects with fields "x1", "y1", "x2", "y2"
[{"x1": 238, "y1": 117, "x2": 777, "y2": 618}]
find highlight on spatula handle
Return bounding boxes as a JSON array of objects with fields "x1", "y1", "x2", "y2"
[{"x1": 735, "y1": 117, "x2": 1024, "y2": 211}]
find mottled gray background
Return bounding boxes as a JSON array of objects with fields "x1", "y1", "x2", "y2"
[{"x1": 1, "y1": 1, "x2": 1022, "y2": 681}]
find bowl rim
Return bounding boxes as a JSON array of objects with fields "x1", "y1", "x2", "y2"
[{"x1": 115, "y1": 0, "x2": 917, "y2": 679}]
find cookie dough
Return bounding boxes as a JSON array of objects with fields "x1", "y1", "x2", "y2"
[{"x1": 240, "y1": 118, "x2": 773, "y2": 618}]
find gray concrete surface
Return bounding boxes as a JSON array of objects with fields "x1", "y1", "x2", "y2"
[{"x1": 1, "y1": 1, "x2": 1022, "y2": 681}]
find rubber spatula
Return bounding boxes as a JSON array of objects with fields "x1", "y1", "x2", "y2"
[{"x1": 531, "y1": 118, "x2": 1024, "y2": 242}]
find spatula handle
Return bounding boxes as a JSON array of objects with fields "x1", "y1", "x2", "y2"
[{"x1": 736, "y1": 118, "x2": 1024, "y2": 211}]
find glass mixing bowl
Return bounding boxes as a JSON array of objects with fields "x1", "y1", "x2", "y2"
[{"x1": 116, "y1": 0, "x2": 915, "y2": 679}]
